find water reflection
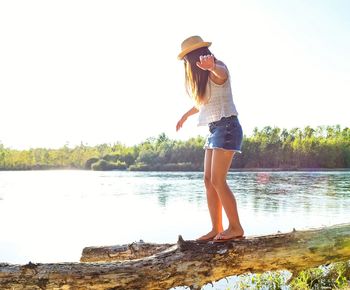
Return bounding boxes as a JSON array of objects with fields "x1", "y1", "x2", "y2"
[
  {"x1": 0, "y1": 170, "x2": 349, "y2": 264},
  {"x1": 155, "y1": 183, "x2": 171, "y2": 206},
  {"x1": 225, "y1": 172, "x2": 350, "y2": 217},
  {"x1": 128, "y1": 171, "x2": 350, "y2": 213},
  {"x1": 132, "y1": 172, "x2": 206, "y2": 207}
]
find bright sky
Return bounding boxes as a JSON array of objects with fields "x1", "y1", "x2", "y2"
[{"x1": 1, "y1": 0, "x2": 349, "y2": 149}]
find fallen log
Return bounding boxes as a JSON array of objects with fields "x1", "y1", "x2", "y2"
[
  {"x1": 81, "y1": 240, "x2": 173, "y2": 262},
  {"x1": 0, "y1": 223, "x2": 350, "y2": 290}
]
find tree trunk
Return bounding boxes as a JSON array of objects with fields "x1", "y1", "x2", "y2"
[{"x1": 1, "y1": 223, "x2": 350, "y2": 290}]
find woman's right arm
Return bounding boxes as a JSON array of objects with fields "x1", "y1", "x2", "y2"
[{"x1": 176, "y1": 106, "x2": 199, "y2": 131}]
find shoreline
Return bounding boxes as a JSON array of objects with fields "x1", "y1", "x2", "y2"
[
  {"x1": 0, "y1": 167, "x2": 349, "y2": 172},
  {"x1": 229, "y1": 168, "x2": 350, "y2": 172}
]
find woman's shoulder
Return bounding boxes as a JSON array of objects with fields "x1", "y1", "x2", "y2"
[
  {"x1": 215, "y1": 59, "x2": 230, "y2": 75},
  {"x1": 215, "y1": 59, "x2": 227, "y2": 68},
  {"x1": 209, "y1": 59, "x2": 230, "y2": 86}
]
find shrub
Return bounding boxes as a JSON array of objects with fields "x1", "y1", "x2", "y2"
[
  {"x1": 84, "y1": 157, "x2": 99, "y2": 170},
  {"x1": 91, "y1": 159, "x2": 127, "y2": 171}
]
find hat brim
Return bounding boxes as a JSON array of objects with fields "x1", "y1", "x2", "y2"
[{"x1": 178, "y1": 42, "x2": 212, "y2": 60}]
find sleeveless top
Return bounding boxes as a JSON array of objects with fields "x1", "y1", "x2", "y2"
[{"x1": 197, "y1": 76, "x2": 238, "y2": 126}]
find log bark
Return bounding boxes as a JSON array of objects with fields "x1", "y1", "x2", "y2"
[
  {"x1": 0, "y1": 223, "x2": 350, "y2": 290},
  {"x1": 81, "y1": 241, "x2": 173, "y2": 262}
]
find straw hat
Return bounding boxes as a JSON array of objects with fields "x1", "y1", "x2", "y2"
[{"x1": 178, "y1": 36, "x2": 211, "y2": 60}]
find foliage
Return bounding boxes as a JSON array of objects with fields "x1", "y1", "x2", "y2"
[
  {"x1": 85, "y1": 157, "x2": 99, "y2": 170},
  {"x1": 129, "y1": 162, "x2": 197, "y2": 171},
  {"x1": 91, "y1": 159, "x2": 127, "y2": 171},
  {"x1": 289, "y1": 261, "x2": 350, "y2": 289},
  {"x1": 222, "y1": 262, "x2": 350, "y2": 289},
  {"x1": 0, "y1": 125, "x2": 349, "y2": 171},
  {"x1": 237, "y1": 271, "x2": 287, "y2": 289}
]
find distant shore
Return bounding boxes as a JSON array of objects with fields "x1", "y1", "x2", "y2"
[
  {"x1": 1, "y1": 167, "x2": 349, "y2": 172},
  {"x1": 1, "y1": 126, "x2": 350, "y2": 171},
  {"x1": 229, "y1": 168, "x2": 350, "y2": 172}
]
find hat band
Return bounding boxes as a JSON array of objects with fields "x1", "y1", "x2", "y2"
[{"x1": 178, "y1": 41, "x2": 211, "y2": 60}]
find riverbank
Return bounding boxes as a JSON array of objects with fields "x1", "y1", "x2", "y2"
[
  {"x1": 1, "y1": 166, "x2": 350, "y2": 172},
  {"x1": 229, "y1": 168, "x2": 350, "y2": 172},
  {"x1": 1, "y1": 125, "x2": 350, "y2": 171}
]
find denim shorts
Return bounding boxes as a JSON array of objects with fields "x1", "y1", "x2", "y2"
[{"x1": 204, "y1": 115, "x2": 243, "y2": 153}]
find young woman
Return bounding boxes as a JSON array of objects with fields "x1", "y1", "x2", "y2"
[{"x1": 176, "y1": 36, "x2": 244, "y2": 242}]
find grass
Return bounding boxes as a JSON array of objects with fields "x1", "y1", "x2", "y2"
[
  {"x1": 206, "y1": 261, "x2": 350, "y2": 290},
  {"x1": 289, "y1": 261, "x2": 350, "y2": 290}
]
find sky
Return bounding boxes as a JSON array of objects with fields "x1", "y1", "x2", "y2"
[{"x1": 0, "y1": 0, "x2": 349, "y2": 149}]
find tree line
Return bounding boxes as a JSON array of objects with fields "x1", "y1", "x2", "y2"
[{"x1": 0, "y1": 125, "x2": 349, "y2": 171}]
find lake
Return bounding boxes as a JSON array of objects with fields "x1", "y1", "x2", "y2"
[{"x1": 0, "y1": 170, "x2": 349, "y2": 268}]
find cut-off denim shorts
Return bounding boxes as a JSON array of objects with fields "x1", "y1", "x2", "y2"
[{"x1": 204, "y1": 115, "x2": 243, "y2": 153}]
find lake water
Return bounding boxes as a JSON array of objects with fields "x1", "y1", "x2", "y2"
[{"x1": 0, "y1": 170, "x2": 349, "y2": 268}]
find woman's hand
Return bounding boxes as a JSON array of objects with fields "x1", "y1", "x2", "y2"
[
  {"x1": 196, "y1": 54, "x2": 215, "y2": 71},
  {"x1": 176, "y1": 115, "x2": 187, "y2": 131},
  {"x1": 176, "y1": 107, "x2": 199, "y2": 132}
]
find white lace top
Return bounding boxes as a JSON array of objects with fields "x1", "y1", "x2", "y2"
[{"x1": 197, "y1": 77, "x2": 238, "y2": 126}]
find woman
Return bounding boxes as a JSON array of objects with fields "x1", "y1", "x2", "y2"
[{"x1": 176, "y1": 36, "x2": 244, "y2": 242}]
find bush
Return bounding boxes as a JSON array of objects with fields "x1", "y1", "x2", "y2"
[
  {"x1": 289, "y1": 262, "x2": 350, "y2": 289},
  {"x1": 91, "y1": 159, "x2": 127, "y2": 171},
  {"x1": 102, "y1": 152, "x2": 136, "y2": 166},
  {"x1": 128, "y1": 162, "x2": 152, "y2": 171},
  {"x1": 162, "y1": 162, "x2": 198, "y2": 171},
  {"x1": 85, "y1": 157, "x2": 99, "y2": 169},
  {"x1": 128, "y1": 162, "x2": 199, "y2": 171}
]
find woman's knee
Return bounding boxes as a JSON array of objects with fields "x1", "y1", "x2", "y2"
[
  {"x1": 204, "y1": 174, "x2": 213, "y2": 189},
  {"x1": 211, "y1": 175, "x2": 226, "y2": 191}
]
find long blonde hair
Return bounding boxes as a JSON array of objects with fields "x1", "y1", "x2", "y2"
[{"x1": 184, "y1": 47, "x2": 214, "y2": 106}]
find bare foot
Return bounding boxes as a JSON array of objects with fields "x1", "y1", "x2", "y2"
[
  {"x1": 196, "y1": 229, "x2": 222, "y2": 241},
  {"x1": 214, "y1": 226, "x2": 244, "y2": 241}
]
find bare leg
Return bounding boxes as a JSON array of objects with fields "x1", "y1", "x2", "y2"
[
  {"x1": 211, "y1": 149, "x2": 244, "y2": 240},
  {"x1": 197, "y1": 149, "x2": 224, "y2": 240}
]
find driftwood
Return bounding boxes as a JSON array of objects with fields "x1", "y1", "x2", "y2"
[
  {"x1": 81, "y1": 241, "x2": 173, "y2": 262},
  {"x1": 0, "y1": 223, "x2": 350, "y2": 290}
]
